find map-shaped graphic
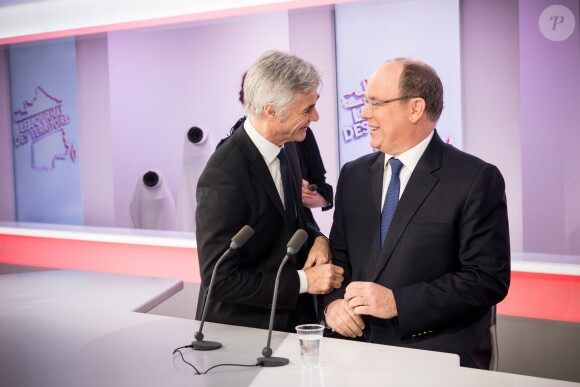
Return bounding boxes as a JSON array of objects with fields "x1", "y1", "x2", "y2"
[
  {"x1": 341, "y1": 80, "x2": 367, "y2": 110},
  {"x1": 12, "y1": 86, "x2": 75, "y2": 171}
]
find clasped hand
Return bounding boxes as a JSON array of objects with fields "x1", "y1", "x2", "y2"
[
  {"x1": 344, "y1": 282, "x2": 397, "y2": 319},
  {"x1": 325, "y1": 282, "x2": 398, "y2": 338},
  {"x1": 303, "y1": 236, "x2": 344, "y2": 295}
]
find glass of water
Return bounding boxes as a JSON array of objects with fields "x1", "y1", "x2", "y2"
[{"x1": 295, "y1": 324, "x2": 325, "y2": 367}]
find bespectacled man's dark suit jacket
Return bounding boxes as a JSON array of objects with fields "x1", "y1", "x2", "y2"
[{"x1": 324, "y1": 130, "x2": 510, "y2": 369}]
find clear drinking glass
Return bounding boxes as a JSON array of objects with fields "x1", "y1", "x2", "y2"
[{"x1": 295, "y1": 324, "x2": 325, "y2": 367}]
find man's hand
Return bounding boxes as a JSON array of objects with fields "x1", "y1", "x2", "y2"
[
  {"x1": 344, "y1": 281, "x2": 398, "y2": 319},
  {"x1": 303, "y1": 236, "x2": 331, "y2": 269},
  {"x1": 301, "y1": 179, "x2": 327, "y2": 209},
  {"x1": 324, "y1": 299, "x2": 364, "y2": 338},
  {"x1": 304, "y1": 264, "x2": 344, "y2": 294}
]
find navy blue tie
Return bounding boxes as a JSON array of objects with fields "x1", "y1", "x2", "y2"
[
  {"x1": 380, "y1": 158, "x2": 403, "y2": 247},
  {"x1": 277, "y1": 149, "x2": 296, "y2": 229}
]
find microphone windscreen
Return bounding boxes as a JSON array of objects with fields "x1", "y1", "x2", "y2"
[
  {"x1": 307, "y1": 184, "x2": 317, "y2": 192},
  {"x1": 286, "y1": 229, "x2": 308, "y2": 255},
  {"x1": 230, "y1": 225, "x2": 254, "y2": 249}
]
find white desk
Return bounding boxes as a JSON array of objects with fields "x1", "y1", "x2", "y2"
[{"x1": 0, "y1": 270, "x2": 577, "y2": 387}]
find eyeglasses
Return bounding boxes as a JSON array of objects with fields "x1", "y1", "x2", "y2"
[{"x1": 361, "y1": 96, "x2": 419, "y2": 109}]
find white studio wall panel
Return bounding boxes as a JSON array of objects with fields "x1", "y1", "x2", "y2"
[
  {"x1": 0, "y1": 47, "x2": 16, "y2": 222},
  {"x1": 8, "y1": 38, "x2": 84, "y2": 225},
  {"x1": 77, "y1": 35, "x2": 116, "y2": 227},
  {"x1": 288, "y1": 6, "x2": 339, "y2": 236},
  {"x1": 461, "y1": 0, "x2": 524, "y2": 252},
  {"x1": 519, "y1": 0, "x2": 580, "y2": 255},
  {"x1": 335, "y1": 0, "x2": 462, "y2": 167},
  {"x1": 107, "y1": 12, "x2": 291, "y2": 228}
]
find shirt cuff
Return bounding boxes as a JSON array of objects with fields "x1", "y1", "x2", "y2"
[{"x1": 297, "y1": 270, "x2": 308, "y2": 294}]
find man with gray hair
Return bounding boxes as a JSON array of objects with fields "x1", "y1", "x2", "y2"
[{"x1": 196, "y1": 50, "x2": 344, "y2": 332}]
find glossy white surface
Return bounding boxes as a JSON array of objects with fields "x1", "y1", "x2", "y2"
[
  {"x1": 0, "y1": 270, "x2": 577, "y2": 386},
  {"x1": 511, "y1": 252, "x2": 580, "y2": 276},
  {"x1": 0, "y1": 221, "x2": 196, "y2": 248}
]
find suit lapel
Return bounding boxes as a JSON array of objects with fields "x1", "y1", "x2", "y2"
[
  {"x1": 370, "y1": 153, "x2": 385, "y2": 220},
  {"x1": 366, "y1": 153, "x2": 386, "y2": 280},
  {"x1": 371, "y1": 132, "x2": 443, "y2": 282},
  {"x1": 233, "y1": 127, "x2": 287, "y2": 222},
  {"x1": 284, "y1": 142, "x2": 303, "y2": 231}
]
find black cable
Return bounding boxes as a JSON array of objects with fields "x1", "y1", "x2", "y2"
[
  {"x1": 172, "y1": 345, "x2": 201, "y2": 375},
  {"x1": 201, "y1": 362, "x2": 260, "y2": 375},
  {"x1": 172, "y1": 345, "x2": 260, "y2": 375}
]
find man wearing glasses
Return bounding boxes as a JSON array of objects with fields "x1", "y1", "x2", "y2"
[{"x1": 322, "y1": 58, "x2": 510, "y2": 369}]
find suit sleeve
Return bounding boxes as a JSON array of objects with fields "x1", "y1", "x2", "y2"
[
  {"x1": 393, "y1": 164, "x2": 511, "y2": 339},
  {"x1": 322, "y1": 162, "x2": 352, "y2": 308}
]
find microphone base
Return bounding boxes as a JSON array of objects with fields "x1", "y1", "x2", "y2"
[
  {"x1": 257, "y1": 356, "x2": 289, "y2": 367},
  {"x1": 191, "y1": 340, "x2": 222, "y2": 351}
]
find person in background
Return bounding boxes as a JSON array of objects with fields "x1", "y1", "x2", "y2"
[
  {"x1": 196, "y1": 50, "x2": 344, "y2": 332},
  {"x1": 217, "y1": 72, "x2": 334, "y2": 230},
  {"x1": 297, "y1": 128, "x2": 333, "y2": 229},
  {"x1": 322, "y1": 58, "x2": 510, "y2": 369}
]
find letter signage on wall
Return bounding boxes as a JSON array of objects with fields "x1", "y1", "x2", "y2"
[
  {"x1": 335, "y1": 0, "x2": 463, "y2": 167},
  {"x1": 9, "y1": 38, "x2": 83, "y2": 224}
]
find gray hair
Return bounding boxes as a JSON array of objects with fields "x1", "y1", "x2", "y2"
[{"x1": 243, "y1": 50, "x2": 321, "y2": 119}]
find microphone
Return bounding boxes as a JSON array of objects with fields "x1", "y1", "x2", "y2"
[
  {"x1": 193, "y1": 225, "x2": 254, "y2": 351},
  {"x1": 306, "y1": 184, "x2": 317, "y2": 192},
  {"x1": 258, "y1": 229, "x2": 308, "y2": 367}
]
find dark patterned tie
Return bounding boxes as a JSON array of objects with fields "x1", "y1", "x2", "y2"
[
  {"x1": 380, "y1": 158, "x2": 403, "y2": 247},
  {"x1": 277, "y1": 148, "x2": 296, "y2": 230}
]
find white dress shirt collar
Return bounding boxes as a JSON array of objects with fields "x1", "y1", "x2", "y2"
[
  {"x1": 383, "y1": 130, "x2": 434, "y2": 173},
  {"x1": 381, "y1": 130, "x2": 434, "y2": 206},
  {"x1": 244, "y1": 118, "x2": 282, "y2": 164}
]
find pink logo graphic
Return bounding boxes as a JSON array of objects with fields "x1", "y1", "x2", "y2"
[
  {"x1": 340, "y1": 80, "x2": 369, "y2": 142},
  {"x1": 12, "y1": 86, "x2": 76, "y2": 171}
]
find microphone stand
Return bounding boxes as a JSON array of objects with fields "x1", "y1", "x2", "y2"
[
  {"x1": 257, "y1": 254, "x2": 291, "y2": 367},
  {"x1": 192, "y1": 247, "x2": 230, "y2": 351},
  {"x1": 193, "y1": 225, "x2": 253, "y2": 351},
  {"x1": 257, "y1": 229, "x2": 308, "y2": 367}
]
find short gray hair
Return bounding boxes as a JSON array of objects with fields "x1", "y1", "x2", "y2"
[{"x1": 243, "y1": 50, "x2": 321, "y2": 119}]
